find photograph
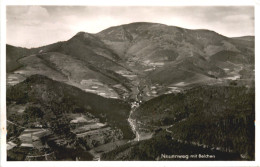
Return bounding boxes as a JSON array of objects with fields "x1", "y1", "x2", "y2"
[{"x1": 2, "y1": 3, "x2": 256, "y2": 163}]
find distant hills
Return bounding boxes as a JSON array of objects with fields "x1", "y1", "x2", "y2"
[
  {"x1": 6, "y1": 45, "x2": 32, "y2": 72},
  {"x1": 232, "y1": 36, "x2": 254, "y2": 42}
]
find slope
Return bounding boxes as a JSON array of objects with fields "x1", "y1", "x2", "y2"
[
  {"x1": 7, "y1": 74, "x2": 134, "y2": 139},
  {"x1": 132, "y1": 85, "x2": 255, "y2": 159}
]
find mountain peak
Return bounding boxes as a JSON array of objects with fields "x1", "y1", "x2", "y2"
[
  {"x1": 98, "y1": 22, "x2": 164, "y2": 33},
  {"x1": 72, "y1": 31, "x2": 94, "y2": 39}
]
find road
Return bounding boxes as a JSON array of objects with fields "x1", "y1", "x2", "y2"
[
  {"x1": 7, "y1": 120, "x2": 26, "y2": 129},
  {"x1": 127, "y1": 84, "x2": 143, "y2": 142},
  {"x1": 128, "y1": 103, "x2": 140, "y2": 142}
]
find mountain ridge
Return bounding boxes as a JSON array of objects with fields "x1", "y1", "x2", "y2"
[
  {"x1": 7, "y1": 22, "x2": 255, "y2": 49},
  {"x1": 7, "y1": 21, "x2": 255, "y2": 100}
]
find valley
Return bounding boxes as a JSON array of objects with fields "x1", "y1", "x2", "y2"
[{"x1": 6, "y1": 22, "x2": 255, "y2": 161}]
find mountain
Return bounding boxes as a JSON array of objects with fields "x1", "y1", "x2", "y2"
[
  {"x1": 6, "y1": 22, "x2": 254, "y2": 100},
  {"x1": 6, "y1": 22, "x2": 255, "y2": 161},
  {"x1": 97, "y1": 22, "x2": 254, "y2": 82}
]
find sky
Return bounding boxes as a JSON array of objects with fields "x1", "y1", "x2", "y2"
[{"x1": 6, "y1": 6, "x2": 254, "y2": 48}]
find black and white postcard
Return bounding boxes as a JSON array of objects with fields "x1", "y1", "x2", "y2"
[{"x1": 1, "y1": 0, "x2": 259, "y2": 166}]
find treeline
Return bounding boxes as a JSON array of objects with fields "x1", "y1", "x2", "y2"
[
  {"x1": 134, "y1": 86, "x2": 254, "y2": 126},
  {"x1": 133, "y1": 85, "x2": 255, "y2": 159},
  {"x1": 169, "y1": 110, "x2": 254, "y2": 159}
]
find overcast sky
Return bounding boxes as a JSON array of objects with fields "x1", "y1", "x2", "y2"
[{"x1": 6, "y1": 6, "x2": 254, "y2": 48}]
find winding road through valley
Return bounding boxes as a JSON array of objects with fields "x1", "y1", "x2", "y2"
[
  {"x1": 127, "y1": 85, "x2": 142, "y2": 142},
  {"x1": 128, "y1": 105, "x2": 140, "y2": 141}
]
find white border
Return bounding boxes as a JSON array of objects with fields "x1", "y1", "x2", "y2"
[
  {"x1": 2, "y1": 0, "x2": 256, "y2": 6},
  {"x1": 0, "y1": 0, "x2": 7, "y2": 165},
  {"x1": 1, "y1": 0, "x2": 259, "y2": 167}
]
